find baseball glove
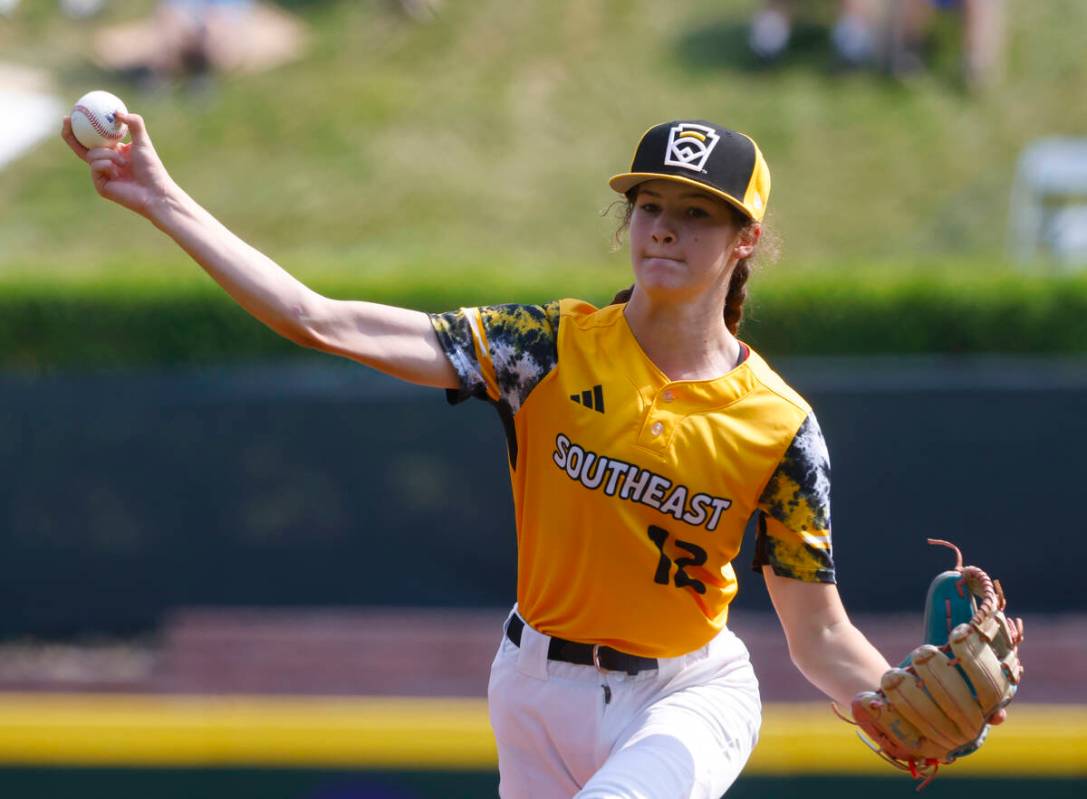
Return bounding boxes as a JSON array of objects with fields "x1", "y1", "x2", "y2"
[{"x1": 838, "y1": 539, "x2": 1024, "y2": 789}]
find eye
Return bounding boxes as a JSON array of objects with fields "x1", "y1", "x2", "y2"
[
  {"x1": 686, "y1": 206, "x2": 710, "y2": 219},
  {"x1": 639, "y1": 202, "x2": 661, "y2": 214}
]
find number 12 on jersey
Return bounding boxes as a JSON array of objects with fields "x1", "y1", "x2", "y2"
[{"x1": 647, "y1": 525, "x2": 708, "y2": 595}]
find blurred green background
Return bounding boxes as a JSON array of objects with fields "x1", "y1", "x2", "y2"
[
  {"x1": 3, "y1": 0, "x2": 1087, "y2": 283},
  {"x1": 3, "y1": 0, "x2": 1087, "y2": 368}
]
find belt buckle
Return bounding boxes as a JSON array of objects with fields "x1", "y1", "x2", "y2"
[{"x1": 592, "y1": 643, "x2": 605, "y2": 672}]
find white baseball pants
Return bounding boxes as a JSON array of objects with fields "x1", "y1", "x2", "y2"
[{"x1": 487, "y1": 608, "x2": 762, "y2": 799}]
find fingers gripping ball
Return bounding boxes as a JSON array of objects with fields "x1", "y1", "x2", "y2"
[
  {"x1": 842, "y1": 539, "x2": 1024, "y2": 788},
  {"x1": 71, "y1": 91, "x2": 128, "y2": 150}
]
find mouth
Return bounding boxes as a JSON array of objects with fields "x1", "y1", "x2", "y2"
[{"x1": 642, "y1": 253, "x2": 685, "y2": 265}]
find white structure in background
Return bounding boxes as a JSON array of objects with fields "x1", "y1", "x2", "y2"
[
  {"x1": 1009, "y1": 138, "x2": 1087, "y2": 269},
  {"x1": 0, "y1": 64, "x2": 64, "y2": 171}
]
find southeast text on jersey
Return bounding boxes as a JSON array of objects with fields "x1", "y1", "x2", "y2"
[{"x1": 552, "y1": 433, "x2": 733, "y2": 532}]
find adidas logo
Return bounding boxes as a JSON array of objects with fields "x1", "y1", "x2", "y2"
[{"x1": 570, "y1": 384, "x2": 605, "y2": 414}]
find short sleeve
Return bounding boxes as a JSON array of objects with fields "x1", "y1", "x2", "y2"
[
  {"x1": 428, "y1": 302, "x2": 560, "y2": 413},
  {"x1": 751, "y1": 412, "x2": 836, "y2": 583}
]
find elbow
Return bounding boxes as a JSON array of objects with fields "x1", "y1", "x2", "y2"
[
  {"x1": 286, "y1": 318, "x2": 324, "y2": 351},
  {"x1": 783, "y1": 630, "x2": 824, "y2": 678},
  {"x1": 286, "y1": 295, "x2": 334, "y2": 352},
  {"x1": 288, "y1": 329, "x2": 324, "y2": 352}
]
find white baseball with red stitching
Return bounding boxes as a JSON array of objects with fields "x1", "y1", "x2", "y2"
[{"x1": 70, "y1": 90, "x2": 129, "y2": 150}]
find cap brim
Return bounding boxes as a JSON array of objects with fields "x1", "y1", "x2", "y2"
[{"x1": 608, "y1": 172, "x2": 759, "y2": 222}]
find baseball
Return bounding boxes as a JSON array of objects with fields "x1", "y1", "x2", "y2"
[{"x1": 70, "y1": 90, "x2": 129, "y2": 150}]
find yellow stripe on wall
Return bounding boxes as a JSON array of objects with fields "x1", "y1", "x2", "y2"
[
  {"x1": 0, "y1": 695, "x2": 1083, "y2": 776},
  {"x1": 0, "y1": 694, "x2": 495, "y2": 769},
  {"x1": 754, "y1": 704, "x2": 1087, "y2": 777}
]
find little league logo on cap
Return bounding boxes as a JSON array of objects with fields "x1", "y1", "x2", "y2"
[
  {"x1": 609, "y1": 119, "x2": 772, "y2": 222},
  {"x1": 664, "y1": 123, "x2": 721, "y2": 173}
]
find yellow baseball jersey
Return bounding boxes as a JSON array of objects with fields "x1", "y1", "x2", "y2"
[{"x1": 430, "y1": 299, "x2": 834, "y2": 658}]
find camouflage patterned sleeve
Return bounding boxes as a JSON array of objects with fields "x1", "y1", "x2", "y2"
[
  {"x1": 428, "y1": 301, "x2": 560, "y2": 413},
  {"x1": 752, "y1": 413, "x2": 836, "y2": 583}
]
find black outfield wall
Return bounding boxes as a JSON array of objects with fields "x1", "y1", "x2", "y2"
[{"x1": 2, "y1": 356, "x2": 1083, "y2": 636}]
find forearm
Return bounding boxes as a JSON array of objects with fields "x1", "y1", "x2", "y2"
[
  {"x1": 66, "y1": 113, "x2": 460, "y2": 388},
  {"x1": 788, "y1": 620, "x2": 891, "y2": 708},
  {"x1": 148, "y1": 182, "x2": 321, "y2": 345}
]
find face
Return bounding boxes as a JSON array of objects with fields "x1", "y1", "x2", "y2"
[{"x1": 628, "y1": 179, "x2": 757, "y2": 302}]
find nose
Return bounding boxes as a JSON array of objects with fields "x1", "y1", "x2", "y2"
[{"x1": 651, "y1": 217, "x2": 676, "y2": 245}]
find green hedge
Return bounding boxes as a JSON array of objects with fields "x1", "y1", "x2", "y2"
[
  {"x1": 2, "y1": 272, "x2": 1086, "y2": 370},
  {"x1": 744, "y1": 273, "x2": 1087, "y2": 356}
]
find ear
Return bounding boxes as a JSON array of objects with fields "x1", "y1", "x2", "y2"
[{"x1": 733, "y1": 223, "x2": 762, "y2": 261}]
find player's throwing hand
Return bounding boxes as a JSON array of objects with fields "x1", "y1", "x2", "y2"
[{"x1": 62, "y1": 111, "x2": 174, "y2": 217}]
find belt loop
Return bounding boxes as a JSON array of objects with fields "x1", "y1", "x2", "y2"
[
  {"x1": 655, "y1": 651, "x2": 684, "y2": 682},
  {"x1": 514, "y1": 614, "x2": 550, "y2": 681},
  {"x1": 502, "y1": 606, "x2": 518, "y2": 639},
  {"x1": 592, "y1": 644, "x2": 613, "y2": 705}
]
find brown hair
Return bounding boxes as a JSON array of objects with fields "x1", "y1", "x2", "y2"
[{"x1": 609, "y1": 189, "x2": 763, "y2": 336}]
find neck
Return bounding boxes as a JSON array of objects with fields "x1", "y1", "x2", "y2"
[{"x1": 622, "y1": 288, "x2": 740, "y2": 381}]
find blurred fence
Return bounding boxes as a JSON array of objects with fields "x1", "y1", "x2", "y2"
[{"x1": 2, "y1": 354, "x2": 1084, "y2": 635}]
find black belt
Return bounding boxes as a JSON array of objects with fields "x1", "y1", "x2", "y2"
[{"x1": 505, "y1": 615, "x2": 658, "y2": 675}]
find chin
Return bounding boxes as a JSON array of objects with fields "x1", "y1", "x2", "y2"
[
  {"x1": 633, "y1": 278, "x2": 701, "y2": 304},
  {"x1": 634, "y1": 261, "x2": 686, "y2": 288}
]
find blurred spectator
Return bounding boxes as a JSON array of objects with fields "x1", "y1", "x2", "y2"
[
  {"x1": 749, "y1": 0, "x2": 881, "y2": 68},
  {"x1": 885, "y1": 0, "x2": 1006, "y2": 88},
  {"x1": 92, "y1": 0, "x2": 308, "y2": 88},
  {"x1": 153, "y1": 0, "x2": 257, "y2": 83}
]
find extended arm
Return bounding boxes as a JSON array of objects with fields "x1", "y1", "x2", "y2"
[
  {"x1": 62, "y1": 112, "x2": 459, "y2": 390},
  {"x1": 763, "y1": 567, "x2": 891, "y2": 707}
]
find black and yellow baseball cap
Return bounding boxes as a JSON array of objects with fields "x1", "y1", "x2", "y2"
[{"x1": 609, "y1": 120, "x2": 771, "y2": 222}]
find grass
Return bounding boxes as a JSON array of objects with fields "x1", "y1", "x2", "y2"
[{"x1": 1, "y1": 0, "x2": 1086, "y2": 286}]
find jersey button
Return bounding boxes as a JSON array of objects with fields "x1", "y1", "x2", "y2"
[
  {"x1": 661, "y1": 389, "x2": 675, "y2": 403},
  {"x1": 650, "y1": 421, "x2": 664, "y2": 436}
]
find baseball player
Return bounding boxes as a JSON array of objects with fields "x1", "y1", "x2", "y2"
[{"x1": 63, "y1": 115, "x2": 1014, "y2": 797}]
